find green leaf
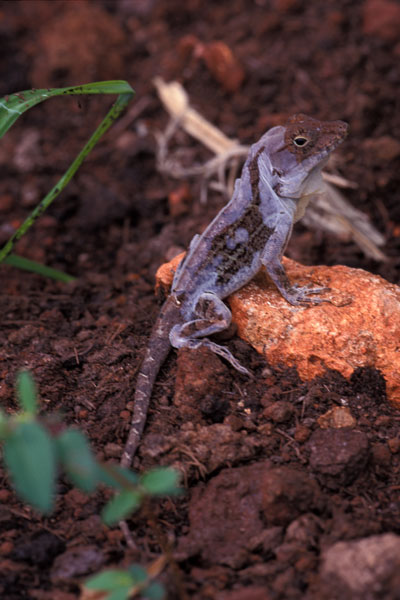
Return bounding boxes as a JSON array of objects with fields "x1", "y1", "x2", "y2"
[
  {"x1": 16, "y1": 371, "x2": 37, "y2": 415},
  {"x1": 127, "y1": 564, "x2": 148, "y2": 584},
  {"x1": 85, "y1": 568, "x2": 133, "y2": 589},
  {"x1": 0, "y1": 81, "x2": 134, "y2": 138},
  {"x1": 3, "y1": 422, "x2": 55, "y2": 513},
  {"x1": 140, "y1": 467, "x2": 181, "y2": 496},
  {"x1": 85, "y1": 568, "x2": 133, "y2": 600},
  {"x1": 4, "y1": 254, "x2": 75, "y2": 282},
  {"x1": 101, "y1": 490, "x2": 142, "y2": 526},
  {"x1": 0, "y1": 81, "x2": 134, "y2": 265},
  {"x1": 143, "y1": 581, "x2": 166, "y2": 600},
  {"x1": 55, "y1": 429, "x2": 98, "y2": 493},
  {"x1": 100, "y1": 592, "x2": 131, "y2": 600}
]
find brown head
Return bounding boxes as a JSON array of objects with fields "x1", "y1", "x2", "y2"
[
  {"x1": 261, "y1": 113, "x2": 348, "y2": 199},
  {"x1": 284, "y1": 113, "x2": 348, "y2": 163}
]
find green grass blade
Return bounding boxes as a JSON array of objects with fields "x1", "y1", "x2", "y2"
[
  {"x1": 16, "y1": 371, "x2": 38, "y2": 415},
  {"x1": 3, "y1": 253, "x2": 75, "y2": 282},
  {"x1": 0, "y1": 81, "x2": 134, "y2": 138},
  {"x1": 0, "y1": 85, "x2": 134, "y2": 264}
]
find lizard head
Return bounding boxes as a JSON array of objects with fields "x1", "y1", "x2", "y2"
[{"x1": 267, "y1": 113, "x2": 348, "y2": 199}]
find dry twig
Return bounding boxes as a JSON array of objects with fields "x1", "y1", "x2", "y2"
[{"x1": 153, "y1": 77, "x2": 386, "y2": 261}]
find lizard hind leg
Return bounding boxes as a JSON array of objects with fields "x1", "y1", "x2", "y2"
[{"x1": 170, "y1": 292, "x2": 251, "y2": 376}]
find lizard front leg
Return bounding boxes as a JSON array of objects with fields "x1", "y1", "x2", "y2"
[
  {"x1": 170, "y1": 292, "x2": 251, "y2": 375},
  {"x1": 261, "y1": 219, "x2": 330, "y2": 306}
]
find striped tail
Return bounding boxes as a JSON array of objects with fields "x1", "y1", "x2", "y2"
[{"x1": 121, "y1": 298, "x2": 179, "y2": 468}]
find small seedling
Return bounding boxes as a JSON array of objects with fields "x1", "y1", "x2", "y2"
[
  {"x1": 0, "y1": 371, "x2": 181, "y2": 598},
  {"x1": 1, "y1": 371, "x2": 180, "y2": 514},
  {"x1": 83, "y1": 561, "x2": 166, "y2": 600}
]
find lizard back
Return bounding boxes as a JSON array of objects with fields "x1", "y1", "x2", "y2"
[{"x1": 171, "y1": 142, "x2": 281, "y2": 305}]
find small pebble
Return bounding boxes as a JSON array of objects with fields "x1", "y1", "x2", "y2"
[
  {"x1": 119, "y1": 410, "x2": 131, "y2": 421},
  {"x1": 294, "y1": 424, "x2": 311, "y2": 443},
  {"x1": 0, "y1": 489, "x2": 11, "y2": 502},
  {"x1": 387, "y1": 438, "x2": 400, "y2": 454},
  {"x1": 317, "y1": 406, "x2": 356, "y2": 429},
  {"x1": 263, "y1": 401, "x2": 294, "y2": 423},
  {"x1": 104, "y1": 442, "x2": 123, "y2": 458},
  {"x1": 0, "y1": 541, "x2": 14, "y2": 555}
]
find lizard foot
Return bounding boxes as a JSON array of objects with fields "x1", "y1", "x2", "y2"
[
  {"x1": 285, "y1": 284, "x2": 332, "y2": 306},
  {"x1": 185, "y1": 338, "x2": 251, "y2": 376}
]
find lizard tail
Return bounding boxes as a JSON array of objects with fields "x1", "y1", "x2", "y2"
[{"x1": 121, "y1": 298, "x2": 179, "y2": 468}]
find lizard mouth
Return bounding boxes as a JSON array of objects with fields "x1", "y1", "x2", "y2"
[
  {"x1": 300, "y1": 121, "x2": 348, "y2": 170},
  {"x1": 274, "y1": 119, "x2": 348, "y2": 200}
]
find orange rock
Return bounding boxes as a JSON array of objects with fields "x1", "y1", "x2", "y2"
[
  {"x1": 231, "y1": 259, "x2": 400, "y2": 408},
  {"x1": 155, "y1": 255, "x2": 400, "y2": 407},
  {"x1": 155, "y1": 251, "x2": 185, "y2": 297}
]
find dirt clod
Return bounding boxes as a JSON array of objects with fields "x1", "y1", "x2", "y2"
[
  {"x1": 263, "y1": 400, "x2": 294, "y2": 423},
  {"x1": 177, "y1": 462, "x2": 268, "y2": 568},
  {"x1": 319, "y1": 533, "x2": 400, "y2": 599},
  {"x1": 306, "y1": 429, "x2": 369, "y2": 488},
  {"x1": 261, "y1": 466, "x2": 322, "y2": 525}
]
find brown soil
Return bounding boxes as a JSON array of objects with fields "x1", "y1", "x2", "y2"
[{"x1": 1, "y1": 1, "x2": 400, "y2": 599}]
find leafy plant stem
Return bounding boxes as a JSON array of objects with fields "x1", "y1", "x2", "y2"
[
  {"x1": 0, "y1": 90, "x2": 133, "y2": 264},
  {"x1": 142, "y1": 502, "x2": 188, "y2": 600}
]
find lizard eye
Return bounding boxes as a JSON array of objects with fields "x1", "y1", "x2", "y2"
[{"x1": 293, "y1": 136, "x2": 309, "y2": 147}]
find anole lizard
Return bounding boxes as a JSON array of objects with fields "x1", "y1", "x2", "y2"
[{"x1": 121, "y1": 114, "x2": 348, "y2": 468}]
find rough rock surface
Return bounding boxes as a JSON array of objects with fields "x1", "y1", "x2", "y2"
[
  {"x1": 176, "y1": 462, "x2": 268, "y2": 568},
  {"x1": 260, "y1": 466, "x2": 322, "y2": 525},
  {"x1": 306, "y1": 428, "x2": 369, "y2": 488},
  {"x1": 318, "y1": 533, "x2": 400, "y2": 599},
  {"x1": 176, "y1": 462, "x2": 321, "y2": 567},
  {"x1": 156, "y1": 254, "x2": 400, "y2": 406}
]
